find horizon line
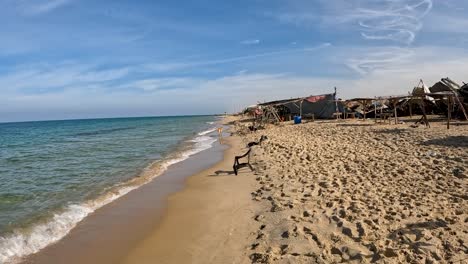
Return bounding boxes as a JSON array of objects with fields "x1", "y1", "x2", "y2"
[{"x1": 0, "y1": 113, "x2": 225, "y2": 125}]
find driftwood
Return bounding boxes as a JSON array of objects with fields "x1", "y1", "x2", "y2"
[{"x1": 247, "y1": 135, "x2": 267, "y2": 147}]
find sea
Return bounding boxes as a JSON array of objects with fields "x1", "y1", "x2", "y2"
[{"x1": 0, "y1": 115, "x2": 220, "y2": 263}]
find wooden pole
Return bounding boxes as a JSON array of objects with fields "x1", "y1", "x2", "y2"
[
  {"x1": 300, "y1": 100, "x2": 303, "y2": 117},
  {"x1": 409, "y1": 99, "x2": 413, "y2": 118},
  {"x1": 419, "y1": 97, "x2": 430, "y2": 128},
  {"x1": 374, "y1": 100, "x2": 377, "y2": 123},
  {"x1": 380, "y1": 101, "x2": 383, "y2": 118},
  {"x1": 334, "y1": 87, "x2": 340, "y2": 120},
  {"x1": 362, "y1": 100, "x2": 367, "y2": 120},
  {"x1": 447, "y1": 95, "x2": 451, "y2": 130},
  {"x1": 393, "y1": 100, "x2": 398, "y2": 125},
  {"x1": 453, "y1": 92, "x2": 468, "y2": 120},
  {"x1": 344, "y1": 105, "x2": 346, "y2": 119}
]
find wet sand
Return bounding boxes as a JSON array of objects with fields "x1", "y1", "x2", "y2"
[
  {"x1": 24, "y1": 135, "x2": 236, "y2": 263},
  {"x1": 25, "y1": 121, "x2": 259, "y2": 264},
  {"x1": 121, "y1": 134, "x2": 259, "y2": 264}
]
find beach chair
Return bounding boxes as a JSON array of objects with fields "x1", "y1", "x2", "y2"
[
  {"x1": 233, "y1": 148, "x2": 253, "y2": 175},
  {"x1": 233, "y1": 135, "x2": 267, "y2": 175}
]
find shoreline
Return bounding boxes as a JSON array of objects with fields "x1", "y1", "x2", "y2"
[
  {"x1": 1, "y1": 117, "x2": 221, "y2": 264},
  {"x1": 121, "y1": 131, "x2": 259, "y2": 264},
  {"x1": 23, "y1": 119, "x2": 259, "y2": 264},
  {"x1": 15, "y1": 116, "x2": 467, "y2": 263},
  {"x1": 18, "y1": 122, "x2": 224, "y2": 263}
]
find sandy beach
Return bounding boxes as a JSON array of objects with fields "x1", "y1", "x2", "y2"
[
  {"x1": 122, "y1": 132, "x2": 259, "y2": 264},
  {"x1": 22, "y1": 118, "x2": 261, "y2": 264},
  {"x1": 4, "y1": 1, "x2": 468, "y2": 263},
  {"x1": 19, "y1": 117, "x2": 467, "y2": 264},
  {"x1": 119, "y1": 117, "x2": 467, "y2": 264},
  {"x1": 240, "y1": 118, "x2": 467, "y2": 263}
]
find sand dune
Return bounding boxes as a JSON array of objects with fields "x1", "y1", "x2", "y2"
[{"x1": 239, "y1": 119, "x2": 467, "y2": 263}]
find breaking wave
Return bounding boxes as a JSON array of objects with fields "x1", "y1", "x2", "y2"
[
  {"x1": 0, "y1": 127, "x2": 219, "y2": 264},
  {"x1": 198, "y1": 128, "x2": 217, "y2": 136}
]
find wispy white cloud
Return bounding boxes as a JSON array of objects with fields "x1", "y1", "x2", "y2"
[
  {"x1": 142, "y1": 62, "x2": 193, "y2": 73},
  {"x1": 4, "y1": 45, "x2": 466, "y2": 115},
  {"x1": 345, "y1": 47, "x2": 414, "y2": 75},
  {"x1": 240, "y1": 39, "x2": 260, "y2": 45},
  {"x1": 236, "y1": 69, "x2": 248, "y2": 75},
  {"x1": 340, "y1": 44, "x2": 468, "y2": 80},
  {"x1": 269, "y1": 0, "x2": 432, "y2": 44},
  {"x1": 141, "y1": 43, "x2": 331, "y2": 73},
  {"x1": 0, "y1": 63, "x2": 129, "y2": 94},
  {"x1": 201, "y1": 48, "x2": 468, "y2": 102},
  {"x1": 2, "y1": 45, "x2": 468, "y2": 122},
  {"x1": 123, "y1": 78, "x2": 199, "y2": 91},
  {"x1": 203, "y1": 43, "x2": 330, "y2": 64},
  {"x1": 307, "y1": 1, "x2": 440, "y2": 82},
  {"x1": 19, "y1": 0, "x2": 72, "y2": 15},
  {"x1": 0, "y1": 42, "x2": 331, "y2": 97},
  {"x1": 1, "y1": 0, "x2": 467, "y2": 122},
  {"x1": 356, "y1": 0, "x2": 432, "y2": 44},
  {"x1": 322, "y1": 0, "x2": 432, "y2": 44}
]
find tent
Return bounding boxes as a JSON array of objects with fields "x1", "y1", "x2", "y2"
[
  {"x1": 282, "y1": 93, "x2": 344, "y2": 119},
  {"x1": 259, "y1": 93, "x2": 344, "y2": 119}
]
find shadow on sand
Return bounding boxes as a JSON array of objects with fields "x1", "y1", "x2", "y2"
[
  {"x1": 421, "y1": 136, "x2": 468, "y2": 148},
  {"x1": 386, "y1": 219, "x2": 448, "y2": 260},
  {"x1": 209, "y1": 170, "x2": 236, "y2": 177},
  {"x1": 337, "y1": 123, "x2": 374, "y2": 127},
  {"x1": 373, "y1": 128, "x2": 410, "y2": 134}
]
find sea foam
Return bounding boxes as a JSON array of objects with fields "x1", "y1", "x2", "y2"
[
  {"x1": 198, "y1": 128, "x2": 217, "y2": 136},
  {"x1": 0, "y1": 128, "x2": 219, "y2": 264}
]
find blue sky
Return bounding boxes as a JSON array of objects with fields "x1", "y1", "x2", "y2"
[{"x1": 1, "y1": 0, "x2": 468, "y2": 122}]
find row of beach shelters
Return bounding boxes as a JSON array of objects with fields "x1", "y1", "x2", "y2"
[
  {"x1": 243, "y1": 77, "x2": 467, "y2": 126},
  {"x1": 344, "y1": 77, "x2": 468, "y2": 129},
  {"x1": 255, "y1": 92, "x2": 345, "y2": 121},
  {"x1": 399, "y1": 78, "x2": 468, "y2": 119},
  {"x1": 346, "y1": 77, "x2": 468, "y2": 120},
  {"x1": 425, "y1": 78, "x2": 468, "y2": 119}
]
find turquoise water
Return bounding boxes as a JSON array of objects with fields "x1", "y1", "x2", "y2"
[{"x1": 0, "y1": 116, "x2": 218, "y2": 262}]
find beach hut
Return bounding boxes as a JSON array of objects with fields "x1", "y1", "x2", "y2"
[
  {"x1": 460, "y1": 82, "x2": 468, "y2": 103},
  {"x1": 258, "y1": 92, "x2": 344, "y2": 121},
  {"x1": 429, "y1": 78, "x2": 468, "y2": 120}
]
